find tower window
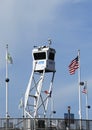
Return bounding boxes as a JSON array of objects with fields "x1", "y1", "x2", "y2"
[
  {"x1": 34, "y1": 52, "x2": 46, "y2": 60},
  {"x1": 48, "y1": 52, "x2": 55, "y2": 60}
]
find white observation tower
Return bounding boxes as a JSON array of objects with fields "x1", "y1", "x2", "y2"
[{"x1": 24, "y1": 40, "x2": 56, "y2": 118}]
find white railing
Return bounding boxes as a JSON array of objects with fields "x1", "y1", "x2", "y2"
[{"x1": 0, "y1": 118, "x2": 91, "y2": 130}]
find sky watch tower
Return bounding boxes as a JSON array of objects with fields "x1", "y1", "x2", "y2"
[{"x1": 24, "y1": 40, "x2": 56, "y2": 118}]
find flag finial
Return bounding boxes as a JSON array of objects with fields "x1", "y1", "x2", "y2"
[
  {"x1": 48, "y1": 39, "x2": 52, "y2": 47},
  {"x1": 6, "y1": 44, "x2": 8, "y2": 49}
]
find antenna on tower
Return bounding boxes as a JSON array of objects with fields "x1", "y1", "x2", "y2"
[{"x1": 48, "y1": 39, "x2": 52, "y2": 47}]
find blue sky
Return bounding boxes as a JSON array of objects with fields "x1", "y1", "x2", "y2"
[{"x1": 0, "y1": 0, "x2": 92, "y2": 119}]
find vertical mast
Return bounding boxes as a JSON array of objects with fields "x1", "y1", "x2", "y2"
[
  {"x1": 5, "y1": 44, "x2": 9, "y2": 118},
  {"x1": 78, "y1": 50, "x2": 82, "y2": 129},
  {"x1": 85, "y1": 81, "x2": 89, "y2": 120}
]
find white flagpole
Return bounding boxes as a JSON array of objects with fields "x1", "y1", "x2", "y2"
[
  {"x1": 5, "y1": 44, "x2": 9, "y2": 118},
  {"x1": 78, "y1": 50, "x2": 82, "y2": 129},
  {"x1": 85, "y1": 81, "x2": 89, "y2": 120}
]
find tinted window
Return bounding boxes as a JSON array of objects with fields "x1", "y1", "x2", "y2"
[
  {"x1": 34, "y1": 52, "x2": 46, "y2": 60},
  {"x1": 48, "y1": 53, "x2": 55, "y2": 60}
]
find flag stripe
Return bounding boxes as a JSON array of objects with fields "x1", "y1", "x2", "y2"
[{"x1": 69, "y1": 56, "x2": 79, "y2": 75}]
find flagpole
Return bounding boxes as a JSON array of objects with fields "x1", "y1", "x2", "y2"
[
  {"x1": 5, "y1": 44, "x2": 9, "y2": 118},
  {"x1": 85, "y1": 81, "x2": 89, "y2": 120},
  {"x1": 78, "y1": 50, "x2": 82, "y2": 129}
]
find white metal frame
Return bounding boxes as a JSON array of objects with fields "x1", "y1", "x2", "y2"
[{"x1": 24, "y1": 45, "x2": 56, "y2": 118}]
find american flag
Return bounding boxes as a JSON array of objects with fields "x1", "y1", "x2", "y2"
[
  {"x1": 82, "y1": 86, "x2": 87, "y2": 94},
  {"x1": 68, "y1": 56, "x2": 79, "y2": 75},
  {"x1": 44, "y1": 90, "x2": 49, "y2": 94}
]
